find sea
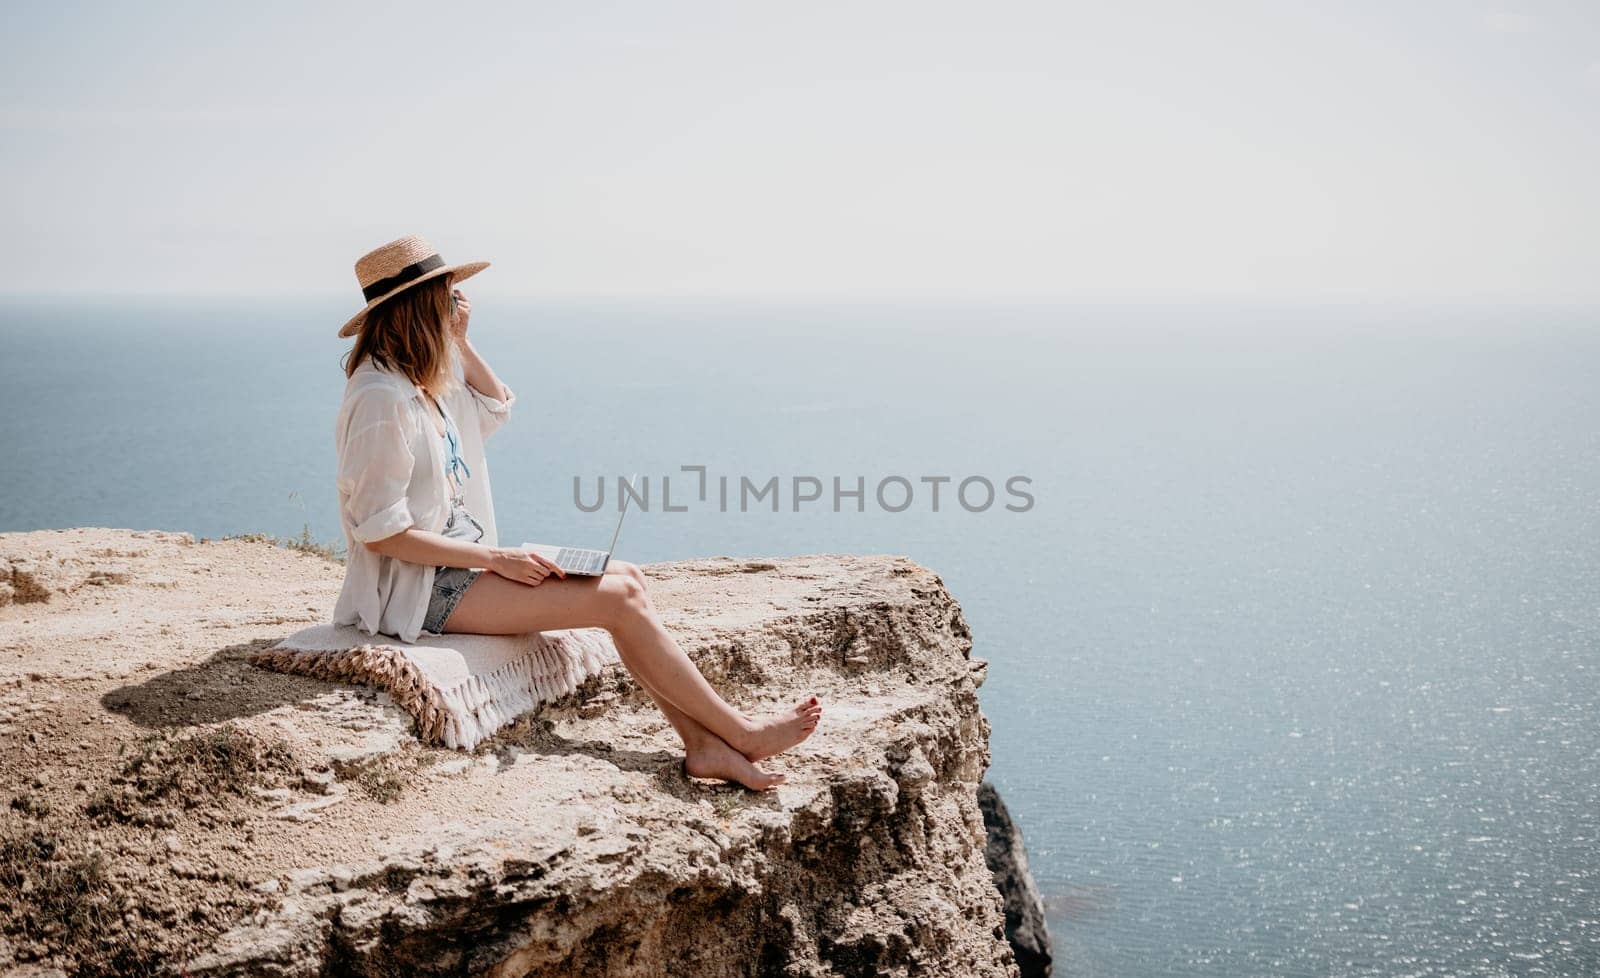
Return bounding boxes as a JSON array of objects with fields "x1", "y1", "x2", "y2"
[{"x1": 2, "y1": 296, "x2": 1597, "y2": 977}]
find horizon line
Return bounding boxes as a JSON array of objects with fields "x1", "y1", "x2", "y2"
[{"x1": 2, "y1": 290, "x2": 1598, "y2": 309}]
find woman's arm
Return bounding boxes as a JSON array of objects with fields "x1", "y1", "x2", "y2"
[
  {"x1": 366, "y1": 527, "x2": 491, "y2": 566},
  {"x1": 456, "y1": 335, "x2": 508, "y2": 402},
  {"x1": 340, "y1": 385, "x2": 558, "y2": 581},
  {"x1": 449, "y1": 289, "x2": 518, "y2": 439},
  {"x1": 368, "y1": 529, "x2": 564, "y2": 582},
  {"x1": 448, "y1": 290, "x2": 508, "y2": 401}
]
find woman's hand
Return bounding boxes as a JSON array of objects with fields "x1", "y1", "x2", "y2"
[
  {"x1": 487, "y1": 547, "x2": 567, "y2": 586},
  {"x1": 448, "y1": 288, "x2": 471, "y2": 343}
]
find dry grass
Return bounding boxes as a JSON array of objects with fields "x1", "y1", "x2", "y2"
[
  {"x1": 211, "y1": 521, "x2": 345, "y2": 564},
  {"x1": 9, "y1": 793, "x2": 52, "y2": 818},
  {"x1": 710, "y1": 791, "x2": 751, "y2": 817},
  {"x1": 355, "y1": 767, "x2": 406, "y2": 804},
  {"x1": 0, "y1": 830, "x2": 112, "y2": 941},
  {"x1": 85, "y1": 724, "x2": 298, "y2": 825},
  {"x1": 0, "y1": 825, "x2": 166, "y2": 976}
]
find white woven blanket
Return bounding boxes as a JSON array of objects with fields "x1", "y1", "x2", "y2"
[{"x1": 250, "y1": 623, "x2": 621, "y2": 750}]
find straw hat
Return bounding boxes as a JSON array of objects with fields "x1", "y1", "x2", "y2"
[{"x1": 339, "y1": 235, "x2": 489, "y2": 337}]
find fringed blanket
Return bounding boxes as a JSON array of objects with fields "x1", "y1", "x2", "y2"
[{"x1": 249, "y1": 624, "x2": 621, "y2": 750}]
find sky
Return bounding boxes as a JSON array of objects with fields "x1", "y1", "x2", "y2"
[{"x1": 1, "y1": 0, "x2": 1596, "y2": 301}]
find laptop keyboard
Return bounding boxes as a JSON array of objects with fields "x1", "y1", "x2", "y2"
[{"x1": 555, "y1": 547, "x2": 608, "y2": 575}]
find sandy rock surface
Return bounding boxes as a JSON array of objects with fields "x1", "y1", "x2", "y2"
[{"x1": 0, "y1": 528, "x2": 1013, "y2": 977}]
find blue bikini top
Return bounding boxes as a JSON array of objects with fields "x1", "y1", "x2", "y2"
[{"x1": 433, "y1": 398, "x2": 471, "y2": 492}]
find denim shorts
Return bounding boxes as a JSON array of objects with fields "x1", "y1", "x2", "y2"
[{"x1": 421, "y1": 500, "x2": 486, "y2": 635}]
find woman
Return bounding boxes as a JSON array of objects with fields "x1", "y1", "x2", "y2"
[{"x1": 331, "y1": 235, "x2": 821, "y2": 790}]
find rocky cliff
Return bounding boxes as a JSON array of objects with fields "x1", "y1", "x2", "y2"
[{"x1": 0, "y1": 528, "x2": 1048, "y2": 977}]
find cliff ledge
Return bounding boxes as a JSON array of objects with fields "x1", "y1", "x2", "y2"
[{"x1": 1, "y1": 528, "x2": 1036, "y2": 977}]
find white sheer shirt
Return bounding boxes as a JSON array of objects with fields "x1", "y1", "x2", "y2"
[{"x1": 330, "y1": 353, "x2": 517, "y2": 642}]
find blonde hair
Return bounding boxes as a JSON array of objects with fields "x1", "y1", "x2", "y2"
[{"x1": 341, "y1": 275, "x2": 460, "y2": 397}]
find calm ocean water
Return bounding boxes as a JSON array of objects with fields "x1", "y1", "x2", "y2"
[{"x1": 3, "y1": 296, "x2": 1598, "y2": 976}]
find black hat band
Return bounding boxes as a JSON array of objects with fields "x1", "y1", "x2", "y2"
[{"x1": 361, "y1": 254, "x2": 445, "y2": 302}]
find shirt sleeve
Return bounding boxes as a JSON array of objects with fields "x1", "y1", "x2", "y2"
[
  {"x1": 337, "y1": 391, "x2": 418, "y2": 544},
  {"x1": 469, "y1": 382, "x2": 517, "y2": 442}
]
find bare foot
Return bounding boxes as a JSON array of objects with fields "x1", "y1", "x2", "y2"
[
  {"x1": 684, "y1": 737, "x2": 787, "y2": 791},
  {"x1": 737, "y1": 696, "x2": 822, "y2": 762}
]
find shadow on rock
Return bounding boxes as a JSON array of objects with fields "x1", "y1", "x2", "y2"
[
  {"x1": 101, "y1": 638, "x2": 350, "y2": 730},
  {"x1": 484, "y1": 717, "x2": 787, "y2": 810}
]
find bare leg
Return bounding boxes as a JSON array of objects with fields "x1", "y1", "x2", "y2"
[
  {"x1": 596, "y1": 563, "x2": 722, "y2": 744},
  {"x1": 590, "y1": 563, "x2": 820, "y2": 761},
  {"x1": 442, "y1": 561, "x2": 822, "y2": 771},
  {"x1": 596, "y1": 564, "x2": 806, "y2": 788}
]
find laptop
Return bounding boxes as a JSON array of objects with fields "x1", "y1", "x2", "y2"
[{"x1": 519, "y1": 475, "x2": 636, "y2": 577}]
